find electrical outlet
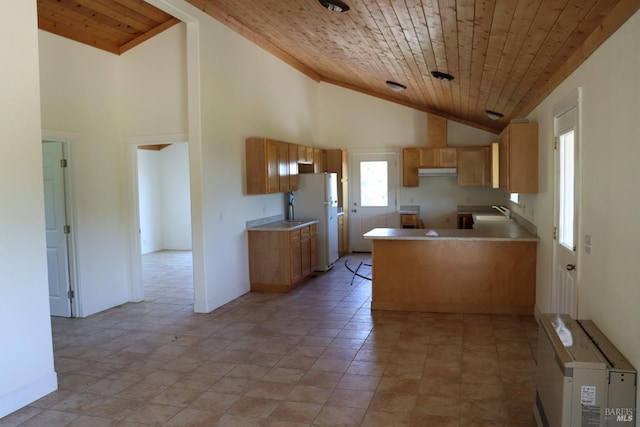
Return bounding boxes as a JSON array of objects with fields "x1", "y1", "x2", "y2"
[{"x1": 584, "y1": 234, "x2": 592, "y2": 254}]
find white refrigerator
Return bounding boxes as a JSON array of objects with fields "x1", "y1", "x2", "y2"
[{"x1": 294, "y1": 173, "x2": 339, "y2": 271}]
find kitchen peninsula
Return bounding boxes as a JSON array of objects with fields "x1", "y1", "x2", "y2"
[{"x1": 364, "y1": 216, "x2": 538, "y2": 315}]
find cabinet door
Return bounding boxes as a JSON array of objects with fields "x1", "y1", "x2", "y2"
[
  {"x1": 498, "y1": 129, "x2": 510, "y2": 191},
  {"x1": 309, "y1": 224, "x2": 318, "y2": 272},
  {"x1": 290, "y1": 229, "x2": 302, "y2": 283},
  {"x1": 278, "y1": 141, "x2": 289, "y2": 192},
  {"x1": 439, "y1": 148, "x2": 457, "y2": 167},
  {"x1": 419, "y1": 148, "x2": 437, "y2": 167},
  {"x1": 402, "y1": 148, "x2": 419, "y2": 187},
  {"x1": 288, "y1": 143, "x2": 298, "y2": 191},
  {"x1": 313, "y1": 148, "x2": 325, "y2": 173},
  {"x1": 267, "y1": 140, "x2": 280, "y2": 193},
  {"x1": 300, "y1": 226, "x2": 311, "y2": 277},
  {"x1": 458, "y1": 147, "x2": 491, "y2": 186}
]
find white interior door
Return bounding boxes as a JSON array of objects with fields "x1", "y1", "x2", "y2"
[
  {"x1": 552, "y1": 105, "x2": 580, "y2": 317},
  {"x1": 349, "y1": 151, "x2": 398, "y2": 252},
  {"x1": 43, "y1": 141, "x2": 72, "y2": 317}
]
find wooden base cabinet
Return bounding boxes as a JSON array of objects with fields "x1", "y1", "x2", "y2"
[{"x1": 248, "y1": 224, "x2": 318, "y2": 292}]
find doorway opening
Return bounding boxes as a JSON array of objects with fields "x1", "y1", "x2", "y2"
[{"x1": 136, "y1": 142, "x2": 194, "y2": 305}]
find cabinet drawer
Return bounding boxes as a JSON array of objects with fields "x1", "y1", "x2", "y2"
[
  {"x1": 300, "y1": 226, "x2": 310, "y2": 239},
  {"x1": 289, "y1": 229, "x2": 301, "y2": 241}
]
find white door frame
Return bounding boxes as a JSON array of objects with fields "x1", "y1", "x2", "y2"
[
  {"x1": 42, "y1": 130, "x2": 80, "y2": 317},
  {"x1": 551, "y1": 88, "x2": 583, "y2": 317}
]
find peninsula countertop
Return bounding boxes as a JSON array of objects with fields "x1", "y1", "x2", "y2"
[{"x1": 363, "y1": 220, "x2": 538, "y2": 242}]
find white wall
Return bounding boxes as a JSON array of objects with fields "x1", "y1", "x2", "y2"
[
  {"x1": 161, "y1": 143, "x2": 192, "y2": 250},
  {"x1": 137, "y1": 143, "x2": 192, "y2": 254},
  {"x1": 137, "y1": 149, "x2": 164, "y2": 253},
  {"x1": 120, "y1": 24, "x2": 188, "y2": 137},
  {"x1": 39, "y1": 32, "x2": 132, "y2": 317},
  {"x1": 193, "y1": 7, "x2": 320, "y2": 311},
  {"x1": 523, "y1": 10, "x2": 640, "y2": 413},
  {"x1": 317, "y1": 83, "x2": 507, "y2": 227},
  {"x1": 0, "y1": 1, "x2": 57, "y2": 418}
]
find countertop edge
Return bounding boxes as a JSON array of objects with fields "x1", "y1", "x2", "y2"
[{"x1": 247, "y1": 219, "x2": 319, "y2": 232}]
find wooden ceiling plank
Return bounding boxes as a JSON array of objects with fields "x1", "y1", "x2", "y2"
[
  {"x1": 384, "y1": 0, "x2": 436, "y2": 107},
  {"x1": 484, "y1": 0, "x2": 543, "y2": 115},
  {"x1": 109, "y1": 0, "x2": 172, "y2": 23},
  {"x1": 467, "y1": 0, "x2": 497, "y2": 126},
  {"x1": 455, "y1": 0, "x2": 477, "y2": 119},
  {"x1": 406, "y1": 2, "x2": 442, "y2": 112},
  {"x1": 77, "y1": 0, "x2": 161, "y2": 32},
  {"x1": 473, "y1": 1, "x2": 517, "y2": 126},
  {"x1": 490, "y1": 0, "x2": 568, "y2": 116},
  {"x1": 421, "y1": 0, "x2": 450, "y2": 111},
  {"x1": 439, "y1": 0, "x2": 461, "y2": 116},
  {"x1": 38, "y1": 0, "x2": 143, "y2": 46},
  {"x1": 40, "y1": 0, "x2": 145, "y2": 38},
  {"x1": 120, "y1": 17, "x2": 181, "y2": 54},
  {"x1": 502, "y1": 0, "x2": 601, "y2": 115},
  {"x1": 38, "y1": 15, "x2": 120, "y2": 54},
  {"x1": 356, "y1": 2, "x2": 422, "y2": 99},
  {"x1": 513, "y1": 0, "x2": 636, "y2": 118}
]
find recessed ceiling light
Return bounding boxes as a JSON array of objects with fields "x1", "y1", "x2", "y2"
[
  {"x1": 386, "y1": 80, "x2": 407, "y2": 92},
  {"x1": 431, "y1": 71, "x2": 454, "y2": 81},
  {"x1": 486, "y1": 110, "x2": 504, "y2": 120},
  {"x1": 318, "y1": 0, "x2": 350, "y2": 12}
]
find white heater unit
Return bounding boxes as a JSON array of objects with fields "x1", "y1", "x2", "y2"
[{"x1": 535, "y1": 313, "x2": 636, "y2": 427}]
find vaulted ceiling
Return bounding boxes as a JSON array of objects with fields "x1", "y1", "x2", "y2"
[{"x1": 37, "y1": 0, "x2": 640, "y2": 133}]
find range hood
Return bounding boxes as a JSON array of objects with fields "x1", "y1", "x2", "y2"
[{"x1": 418, "y1": 167, "x2": 457, "y2": 177}]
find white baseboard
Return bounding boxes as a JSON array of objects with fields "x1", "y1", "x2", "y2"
[{"x1": 0, "y1": 372, "x2": 58, "y2": 419}]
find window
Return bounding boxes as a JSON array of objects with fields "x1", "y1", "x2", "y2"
[
  {"x1": 360, "y1": 160, "x2": 388, "y2": 207},
  {"x1": 510, "y1": 193, "x2": 520, "y2": 204},
  {"x1": 559, "y1": 129, "x2": 576, "y2": 250}
]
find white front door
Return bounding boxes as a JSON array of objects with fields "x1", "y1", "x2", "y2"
[
  {"x1": 43, "y1": 141, "x2": 72, "y2": 317},
  {"x1": 552, "y1": 105, "x2": 580, "y2": 317},
  {"x1": 349, "y1": 151, "x2": 398, "y2": 252}
]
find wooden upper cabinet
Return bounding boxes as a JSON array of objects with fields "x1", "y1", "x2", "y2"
[
  {"x1": 246, "y1": 138, "x2": 295, "y2": 194},
  {"x1": 457, "y1": 147, "x2": 492, "y2": 186},
  {"x1": 298, "y1": 145, "x2": 313, "y2": 164},
  {"x1": 419, "y1": 147, "x2": 457, "y2": 167},
  {"x1": 498, "y1": 122, "x2": 538, "y2": 193},
  {"x1": 427, "y1": 113, "x2": 447, "y2": 147},
  {"x1": 402, "y1": 148, "x2": 420, "y2": 187},
  {"x1": 313, "y1": 148, "x2": 325, "y2": 173}
]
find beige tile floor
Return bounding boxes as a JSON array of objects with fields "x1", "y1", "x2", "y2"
[{"x1": 1, "y1": 251, "x2": 539, "y2": 426}]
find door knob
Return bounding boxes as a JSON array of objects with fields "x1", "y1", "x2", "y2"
[
  {"x1": 566, "y1": 264, "x2": 576, "y2": 271},
  {"x1": 352, "y1": 209, "x2": 357, "y2": 213}
]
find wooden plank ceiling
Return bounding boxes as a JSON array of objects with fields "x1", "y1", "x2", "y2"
[
  {"x1": 37, "y1": 0, "x2": 640, "y2": 133},
  {"x1": 37, "y1": 0, "x2": 180, "y2": 55}
]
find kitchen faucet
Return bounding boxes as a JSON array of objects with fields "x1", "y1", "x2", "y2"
[{"x1": 492, "y1": 205, "x2": 511, "y2": 219}]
